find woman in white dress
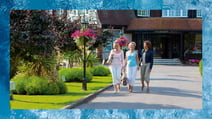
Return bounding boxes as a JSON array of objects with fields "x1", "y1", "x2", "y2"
[{"x1": 108, "y1": 42, "x2": 124, "y2": 93}]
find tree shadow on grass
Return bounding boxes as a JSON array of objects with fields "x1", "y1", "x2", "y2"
[
  {"x1": 12, "y1": 91, "x2": 93, "y2": 106},
  {"x1": 64, "y1": 92, "x2": 91, "y2": 96},
  {"x1": 13, "y1": 91, "x2": 93, "y2": 105},
  {"x1": 90, "y1": 81, "x2": 111, "y2": 83},
  {"x1": 13, "y1": 99, "x2": 76, "y2": 105}
]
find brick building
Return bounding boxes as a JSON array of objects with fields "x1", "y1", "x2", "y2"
[{"x1": 97, "y1": 10, "x2": 202, "y2": 62}]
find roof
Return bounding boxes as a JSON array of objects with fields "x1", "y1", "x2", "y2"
[
  {"x1": 97, "y1": 10, "x2": 136, "y2": 26},
  {"x1": 127, "y1": 18, "x2": 202, "y2": 31}
]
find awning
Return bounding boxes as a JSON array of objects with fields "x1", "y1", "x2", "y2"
[{"x1": 127, "y1": 18, "x2": 202, "y2": 31}]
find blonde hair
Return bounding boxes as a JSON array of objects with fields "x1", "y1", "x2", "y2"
[
  {"x1": 113, "y1": 41, "x2": 120, "y2": 46},
  {"x1": 129, "y1": 42, "x2": 136, "y2": 46},
  {"x1": 113, "y1": 42, "x2": 120, "y2": 49}
]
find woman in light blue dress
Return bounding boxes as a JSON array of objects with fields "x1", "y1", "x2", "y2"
[{"x1": 124, "y1": 42, "x2": 139, "y2": 92}]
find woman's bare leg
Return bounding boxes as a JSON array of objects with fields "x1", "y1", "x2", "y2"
[
  {"x1": 141, "y1": 80, "x2": 145, "y2": 91},
  {"x1": 128, "y1": 85, "x2": 130, "y2": 92},
  {"x1": 131, "y1": 86, "x2": 133, "y2": 92},
  {"x1": 114, "y1": 85, "x2": 118, "y2": 93},
  {"x1": 118, "y1": 83, "x2": 121, "y2": 90},
  {"x1": 146, "y1": 82, "x2": 150, "y2": 93}
]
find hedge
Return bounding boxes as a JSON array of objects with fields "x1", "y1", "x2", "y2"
[
  {"x1": 93, "y1": 65, "x2": 110, "y2": 76},
  {"x1": 11, "y1": 74, "x2": 67, "y2": 95},
  {"x1": 59, "y1": 68, "x2": 93, "y2": 82}
]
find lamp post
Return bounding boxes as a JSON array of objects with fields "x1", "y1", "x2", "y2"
[{"x1": 81, "y1": 19, "x2": 88, "y2": 91}]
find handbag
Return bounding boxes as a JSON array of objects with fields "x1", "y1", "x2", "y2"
[{"x1": 121, "y1": 71, "x2": 128, "y2": 86}]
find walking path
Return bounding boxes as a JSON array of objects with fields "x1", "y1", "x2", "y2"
[{"x1": 74, "y1": 65, "x2": 202, "y2": 109}]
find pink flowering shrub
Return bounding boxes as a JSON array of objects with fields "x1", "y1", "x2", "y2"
[
  {"x1": 188, "y1": 59, "x2": 200, "y2": 63},
  {"x1": 187, "y1": 59, "x2": 200, "y2": 65}
]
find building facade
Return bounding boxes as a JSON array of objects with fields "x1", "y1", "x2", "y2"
[
  {"x1": 97, "y1": 10, "x2": 202, "y2": 62},
  {"x1": 55, "y1": 10, "x2": 202, "y2": 62}
]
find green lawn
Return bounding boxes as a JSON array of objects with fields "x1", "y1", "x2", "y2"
[{"x1": 10, "y1": 75, "x2": 112, "y2": 109}]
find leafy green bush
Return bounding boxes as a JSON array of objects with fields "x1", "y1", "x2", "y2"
[
  {"x1": 93, "y1": 65, "x2": 111, "y2": 76},
  {"x1": 199, "y1": 59, "x2": 202, "y2": 76},
  {"x1": 105, "y1": 67, "x2": 111, "y2": 75},
  {"x1": 56, "y1": 80, "x2": 67, "y2": 94},
  {"x1": 87, "y1": 67, "x2": 94, "y2": 75},
  {"x1": 45, "y1": 82, "x2": 60, "y2": 95},
  {"x1": 60, "y1": 67, "x2": 93, "y2": 82},
  {"x1": 25, "y1": 76, "x2": 49, "y2": 95},
  {"x1": 11, "y1": 73, "x2": 28, "y2": 94},
  {"x1": 59, "y1": 68, "x2": 72, "y2": 81},
  {"x1": 11, "y1": 74, "x2": 67, "y2": 95}
]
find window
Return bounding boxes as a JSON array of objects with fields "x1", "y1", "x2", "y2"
[
  {"x1": 162, "y1": 10, "x2": 187, "y2": 17},
  {"x1": 137, "y1": 10, "x2": 150, "y2": 17},
  {"x1": 197, "y1": 10, "x2": 202, "y2": 17},
  {"x1": 176, "y1": 10, "x2": 181, "y2": 16},
  {"x1": 72, "y1": 10, "x2": 78, "y2": 16},
  {"x1": 78, "y1": 10, "x2": 88, "y2": 15},
  {"x1": 69, "y1": 10, "x2": 89, "y2": 16}
]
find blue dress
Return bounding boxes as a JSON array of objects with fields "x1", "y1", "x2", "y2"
[{"x1": 127, "y1": 51, "x2": 137, "y2": 67}]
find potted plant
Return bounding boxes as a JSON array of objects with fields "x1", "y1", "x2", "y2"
[
  {"x1": 71, "y1": 28, "x2": 97, "y2": 48},
  {"x1": 115, "y1": 36, "x2": 130, "y2": 56}
]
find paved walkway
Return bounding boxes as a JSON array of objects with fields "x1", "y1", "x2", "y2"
[{"x1": 74, "y1": 65, "x2": 202, "y2": 109}]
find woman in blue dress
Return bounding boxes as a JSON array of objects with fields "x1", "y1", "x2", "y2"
[{"x1": 124, "y1": 42, "x2": 140, "y2": 92}]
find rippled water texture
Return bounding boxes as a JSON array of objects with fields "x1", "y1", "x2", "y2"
[{"x1": 0, "y1": 0, "x2": 212, "y2": 118}]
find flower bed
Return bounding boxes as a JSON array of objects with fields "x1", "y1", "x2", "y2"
[{"x1": 186, "y1": 59, "x2": 200, "y2": 65}]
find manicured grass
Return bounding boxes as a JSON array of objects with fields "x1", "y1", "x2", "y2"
[{"x1": 10, "y1": 75, "x2": 112, "y2": 109}]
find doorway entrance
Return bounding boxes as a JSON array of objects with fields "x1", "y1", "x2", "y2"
[
  {"x1": 152, "y1": 34, "x2": 180, "y2": 59},
  {"x1": 133, "y1": 32, "x2": 182, "y2": 59}
]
